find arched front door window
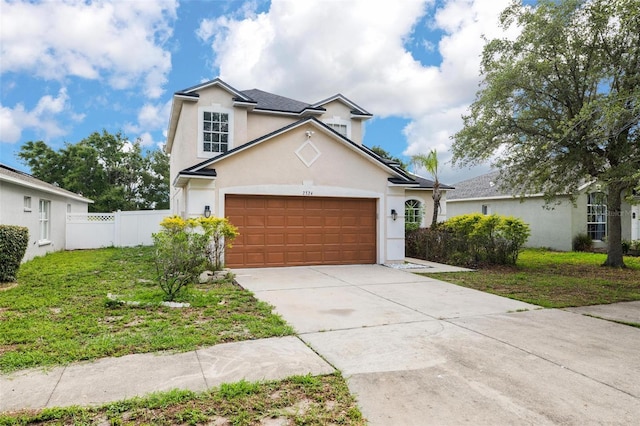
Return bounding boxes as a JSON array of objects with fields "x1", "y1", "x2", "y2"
[{"x1": 405, "y1": 199, "x2": 422, "y2": 225}]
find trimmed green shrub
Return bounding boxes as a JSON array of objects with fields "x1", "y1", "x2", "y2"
[
  {"x1": 406, "y1": 214, "x2": 530, "y2": 266},
  {"x1": 0, "y1": 225, "x2": 29, "y2": 282},
  {"x1": 572, "y1": 233, "x2": 593, "y2": 252},
  {"x1": 152, "y1": 216, "x2": 239, "y2": 301}
]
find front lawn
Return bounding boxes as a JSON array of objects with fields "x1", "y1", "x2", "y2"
[
  {"x1": 420, "y1": 249, "x2": 640, "y2": 308},
  {"x1": 0, "y1": 247, "x2": 294, "y2": 373}
]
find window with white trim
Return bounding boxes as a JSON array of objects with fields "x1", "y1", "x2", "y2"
[
  {"x1": 39, "y1": 199, "x2": 51, "y2": 242},
  {"x1": 324, "y1": 117, "x2": 351, "y2": 138},
  {"x1": 24, "y1": 196, "x2": 32, "y2": 212},
  {"x1": 405, "y1": 199, "x2": 422, "y2": 224},
  {"x1": 198, "y1": 106, "x2": 233, "y2": 157},
  {"x1": 481, "y1": 204, "x2": 490, "y2": 215},
  {"x1": 587, "y1": 192, "x2": 607, "y2": 241}
]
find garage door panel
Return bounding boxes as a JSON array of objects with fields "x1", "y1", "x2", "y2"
[
  {"x1": 246, "y1": 234, "x2": 265, "y2": 246},
  {"x1": 226, "y1": 195, "x2": 376, "y2": 267},
  {"x1": 267, "y1": 215, "x2": 285, "y2": 226},
  {"x1": 287, "y1": 216, "x2": 304, "y2": 227},
  {"x1": 247, "y1": 216, "x2": 266, "y2": 227}
]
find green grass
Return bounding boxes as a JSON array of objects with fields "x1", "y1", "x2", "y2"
[
  {"x1": 0, "y1": 247, "x2": 294, "y2": 373},
  {"x1": 421, "y1": 249, "x2": 640, "y2": 308},
  {"x1": 0, "y1": 373, "x2": 365, "y2": 425}
]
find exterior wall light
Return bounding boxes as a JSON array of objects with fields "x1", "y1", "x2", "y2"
[
  {"x1": 204, "y1": 205, "x2": 211, "y2": 218},
  {"x1": 391, "y1": 209, "x2": 398, "y2": 221}
]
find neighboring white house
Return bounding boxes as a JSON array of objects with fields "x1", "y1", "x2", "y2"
[
  {"x1": 0, "y1": 164, "x2": 92, "y2": 261},
  {"x1": 447, "y1": 171, "x2": 639, "y2": 251},
  {"x1": 165, "y1": 78, "x2": 452, "y2": 267}
]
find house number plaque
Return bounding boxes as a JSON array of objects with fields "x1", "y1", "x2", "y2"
[{"x1": 302, "y1": 191, "x2": 313, "y2": 196}]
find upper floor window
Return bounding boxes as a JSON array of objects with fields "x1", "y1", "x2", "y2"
[
  {"x1": 198, "y1": 106, "x2": 233, "y2": 158},
  {"x1": 24, "y1": 196, "x2": 32, "y2": 212},
  {"x1": 405, "y1": 199, "x2": 422, "y2": 224},
  {"x1": 587, "y1": 192, "x2": 607, "y2": 241},
  {"x1": 324, "y1": 117, "x2": 351, "y2": 139}
]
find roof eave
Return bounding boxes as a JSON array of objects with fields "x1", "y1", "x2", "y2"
[{"x1": 0, "y1": 174, "x2": 93, "y2": 203}]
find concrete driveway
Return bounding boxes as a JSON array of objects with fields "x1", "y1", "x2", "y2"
[{"x1": 234, "y1": 264, "x2": 640, "y2": 425}]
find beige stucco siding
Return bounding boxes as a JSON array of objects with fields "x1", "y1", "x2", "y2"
[
  {"x1": 318, "y1": 100, "x2": 363, "y2": 144},
  {"x1": 203, "y1": 125, "x2": 404, "y2": 263},
  {"x1": 245, "y1": 114, "x2": 298, "y2": 144}
]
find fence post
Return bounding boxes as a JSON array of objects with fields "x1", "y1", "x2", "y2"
[{"x1": 114, "y1": 210, "x2": 121, "y2": 247}]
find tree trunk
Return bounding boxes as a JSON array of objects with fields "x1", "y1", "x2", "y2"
[
  {"x1": 431, "y1": 187, "x2": 441, "y2": 229},
  {"x1": 603, "y1": 182, "x2": 626, "y2": 268}
]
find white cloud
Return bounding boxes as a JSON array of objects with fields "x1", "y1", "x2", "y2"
[
  {"x1": 0, "y1": 0, "x2": 177, "y2": 99},
  {"x1": 199, "y1": 0, "x2": 513, "y2": 183},
  {"x1": 124, "y1": 100, "x2": 172, "y2": 145},
  {"x1": 0, "y1": 89, "x2": 70, "y2": 143}
]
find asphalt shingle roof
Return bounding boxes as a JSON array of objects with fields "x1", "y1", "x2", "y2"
[
  {"x1": 448, "y1": 171, "x2": 504, "y2": 200},
  {"x1": 239, "y1": 89, "x2": 322, "y2": 114}
]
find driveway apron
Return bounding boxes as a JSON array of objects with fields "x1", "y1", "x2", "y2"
[{"x1": 234, "y1": 265, "x2": 640, "y2": 425}]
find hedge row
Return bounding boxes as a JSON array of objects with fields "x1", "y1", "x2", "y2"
[
  {"x1": 406, "y1": 213, "x2": 530, "y2": 267},
  {"x1": 0, "y1": 225, "x2": 29, "y2": 282}
]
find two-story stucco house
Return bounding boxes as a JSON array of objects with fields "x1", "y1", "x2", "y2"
[
  {"x1": 0, "y1": 164, "x2": 92, "y2": 261},
  {"x1": 165, "y1": 78, "x2": 448, "y2": 268}
]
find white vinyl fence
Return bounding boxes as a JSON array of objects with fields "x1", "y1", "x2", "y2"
[{"x1": 66, "y1": 210, "x2": 170, "y2": 250}]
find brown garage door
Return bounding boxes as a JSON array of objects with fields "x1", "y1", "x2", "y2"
[{"x1": 225, "y1": 195, "x2": 377, "y2": 267}]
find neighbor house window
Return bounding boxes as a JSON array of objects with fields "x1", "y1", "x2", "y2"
[
  {"x1": 324, "y1": 117, "x2": 351, "y2": 138},
  {"x1": 587, "y1": 192, "x2": 607, "y2": 241},
  {"x1": 482, "y1": 204, "x2": 490, "y2": 215},
  {"x1": 198, "y1": 106, "x2": 233, "y2": 158},
  {"x1": 39, "y1": 199, "x2": 51, "y2": 242},
  {"x1": 405, "y1": 199, "x2": 422, "y2": 225},
  {"x1": 24, "y1": 196, "x2": 32, "y2": 212}
]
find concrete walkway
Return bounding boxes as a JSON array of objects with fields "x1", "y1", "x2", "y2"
[
  {"x1": 0, "y1": 336, "x2": 334, "y2": 412},
  {"x1": 234, "y1": 264, "x2": 640, "y2": 425}
]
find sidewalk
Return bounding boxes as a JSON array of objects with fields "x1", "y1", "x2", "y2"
[{"x1": 0, "y1": 336, "x2": 334, "y2": 412}]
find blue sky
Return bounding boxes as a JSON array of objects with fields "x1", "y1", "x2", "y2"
[{"x1": 0, "y1": 0, "x2": 516, "y2": 184}]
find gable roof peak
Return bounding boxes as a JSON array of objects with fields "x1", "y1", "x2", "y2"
[{"x1": 311, "y1": 93, "x2": 372, "y2": 117}]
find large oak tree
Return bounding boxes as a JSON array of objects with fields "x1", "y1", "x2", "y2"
[
  {"x1": 453, "y1": 0, "x2": 639, "y2": 267},
  {"x1": 18, "y1": 131, "x2": 169, "y2": 212}
]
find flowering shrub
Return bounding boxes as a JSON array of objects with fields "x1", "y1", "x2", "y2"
[{"x1": 152, "y1": 215, "x2": 239, "y2": 300}]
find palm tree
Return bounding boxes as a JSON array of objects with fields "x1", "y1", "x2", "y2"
[{"x1": 411, "y1": 150, "x2": 441, "y2": 228}]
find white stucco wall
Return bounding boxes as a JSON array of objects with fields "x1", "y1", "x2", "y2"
[{"x1": 0, "y1": 180, "x2": 89, "y2": 261}]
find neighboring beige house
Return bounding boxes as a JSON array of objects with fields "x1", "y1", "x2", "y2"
[
  {"x1": 0, "y1": 164, "x2": 92, "y2": 261},
  {"x1": 165, "y1": 78, "x2": 450, "y2": 267},
  {"x1": 448, "y1": 171, "x2": 640, "y2": 251}
]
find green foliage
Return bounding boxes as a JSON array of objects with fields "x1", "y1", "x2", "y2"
[
  {"x1": 0, "y1": 225, "x2": 29, "y2": 282},
  {"x1": 153, "y1": 217, "x2": 208, "y2": 301},
  {"x1": 411, "y1": 150, "x2": 442, "y2": 228},
  {"x1": 452, "y1": 0, "x2": 640, "y2": 268},
  {"x1": 406, "y1": 213, "x2": 530, "y2": 266},
  {"x1": 370, "y1": 145, "x2": 408, "y2": 169},
  {"x1": 198, "y1": 216, "x2": 239, "y2": 271},
  {"x1": 18, "y1": 130, "x2": 169, "y2": 212},
  {"x1": 152, "y1": 216, "x2": 239, "y2": 301},
  {"x1": 572, "y1": 233, "x2": 593, "y2": 252}
]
